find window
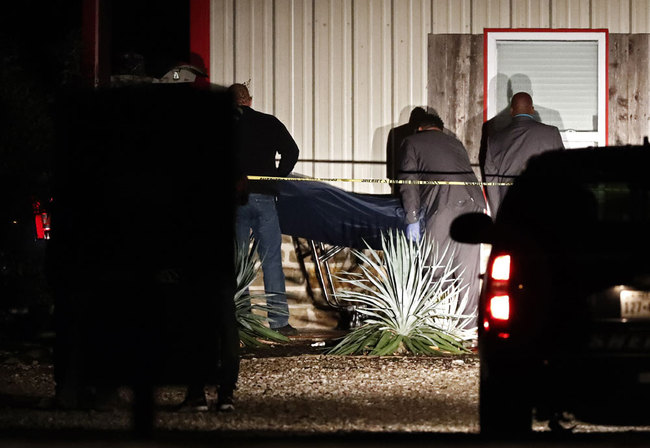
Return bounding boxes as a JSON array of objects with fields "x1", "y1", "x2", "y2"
[
  {"x1": 485, "y1": 29, "x2": 608, "y2": 148},
  {"x1": 588, "y1": 182, "x2": 650, "y2": 223}
]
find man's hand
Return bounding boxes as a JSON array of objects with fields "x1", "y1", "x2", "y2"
[{"x1": 406, "y1": 222, "x2": 421, "y2": 242}]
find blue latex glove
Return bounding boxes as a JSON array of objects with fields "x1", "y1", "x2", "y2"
[{"x1": 405, "y1": 222, "x2": 421, "y2": 242}]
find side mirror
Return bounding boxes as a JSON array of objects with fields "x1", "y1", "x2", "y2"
[{"x1": 450, "y1": 212, "x2": 495, "y2": 244}]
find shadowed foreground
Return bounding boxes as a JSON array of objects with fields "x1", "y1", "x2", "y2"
[
  {"x1": 2, "y1": 332, "x2": 650, "y2": 448},
  {"x1": 0, "y1": 332, "x2": 479, "y2": 434}
]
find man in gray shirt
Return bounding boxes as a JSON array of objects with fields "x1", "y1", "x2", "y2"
[
  {"x1": 484, "y1": 92, "x2": 565, "y2": 217},
  {"x1": 399, "y1": 113, "x2": 486, "y2": 327}
]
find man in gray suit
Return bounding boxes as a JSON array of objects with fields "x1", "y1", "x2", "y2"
[
  {"x1": 484, "y1": 92, "x2": 565, "y2": 217},
  {"x1": 399, "y1": 113, "x2": 486, "y2": 327}
]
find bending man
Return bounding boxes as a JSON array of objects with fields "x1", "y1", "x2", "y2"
[{"x1": 399, "y1": 113, "x2": 486, "y2": 327}]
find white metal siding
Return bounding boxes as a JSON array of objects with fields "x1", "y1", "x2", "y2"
[
  {"x1": 210, "y1": 0, "x2": 650, "y2": 193},
  {"x1": 511, "y1": 0, "x2": 551, "y2": 28},
  {"x1": 632, "y1": 0, "x2": 650, "y2": 32}
]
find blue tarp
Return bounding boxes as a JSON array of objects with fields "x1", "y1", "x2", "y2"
[{"x1": 276, "y1": 176, "x2": 406, "y2": 250}]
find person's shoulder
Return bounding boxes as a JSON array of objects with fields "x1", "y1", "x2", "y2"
[
  {"x1": 404, "y1": 129, "x2": 435, "y2": 145},
  {"x1": 413, "y1": 129, "x2": 464, "y2": 148},
  {"x1": 431, "y1": 129, "x2": 464, "y2": 147},
  {"x1": 401, "y1": 132, "x2": 419, "y2": 148},
  {"x1": 240, "y1": 106, "x2": 264, "y2": 118},
  {"x1": 490, "y1": 118, "x2": 519, "y2": 137},
  {"x1": 539, "y1": 121, "x2": 560, "y2": 132},
  {"x1": 439, "y1": 129, "x2": 461, "y2": 141},
  {"x1": 529, "y1": 119, "x2": 561, "y2": 135},
  {"x1": 506, "y1": 116, "x2": 557, "y2": 134},
  {"x1": 248, "y1": 107, "x2": 286, "y2": 126}
]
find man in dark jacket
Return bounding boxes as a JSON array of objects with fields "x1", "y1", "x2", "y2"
[
  {"x1": 386, "y1": 107, "x2": 427, "y2": 196},
  {"x1": 229, "y1": 83, "x2": 299, "y2": 335},
  {"x1": 399, "y1": 113, "x2": 486, "y2": 327},
  {"x1": 484, "y1": 92, "x2": 565, "y2": 217}
]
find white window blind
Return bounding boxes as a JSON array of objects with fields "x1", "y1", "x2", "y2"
[
  {"x1": 486, "y1": 31, "x2": 608, "y2": 148},
  {"x1": 496, "y1": 41, "x2": 598, "y2": 132}
]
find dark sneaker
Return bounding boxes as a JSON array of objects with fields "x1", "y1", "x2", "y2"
[
  {"x1": 177, "y1": 396, "x2": 209, "y2": 412},
  {"x1": 273, "y1": 324, "x2": 299, "y2": 336},
  {"x1": 216, "y1": 385, "x2": 235, "y2": 412},
  {"x1": 217, "y1": 395, "x2": 235, "y2": 412}
]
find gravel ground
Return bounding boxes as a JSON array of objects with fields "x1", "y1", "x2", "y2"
[
  {"x1": 216, "y1": 354, "x2": 481, "y2": 434},
  {"x1": 1, "y1": 334, "x2": 650, "y2": 437},
  {"x1": 0, "y1": 335, "x2": 480, "y2": 434}
]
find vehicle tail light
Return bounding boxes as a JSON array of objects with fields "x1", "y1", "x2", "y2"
[
  {"x1": 489, "y1": 295, "x2": 510, "y2": 320},
  {"x1": 483, "y1": 253, "x2": 512, "y2": 333},
  {"x1": 490, "y1": 255, "x2": 510, "y2": 280},
  {"x1": 32, "y1": 199, "x2": 51, "y2": 240}
]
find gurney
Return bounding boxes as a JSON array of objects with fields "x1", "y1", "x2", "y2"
[{"x1": 275, "y1": 175, "x2": 406, "y2": 315}]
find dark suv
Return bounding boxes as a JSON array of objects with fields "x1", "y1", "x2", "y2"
[{"x1": 451, "y1": 144, "x2": 650, "y2": 434}]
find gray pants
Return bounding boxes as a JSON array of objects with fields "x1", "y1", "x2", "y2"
[{"x1": 425, "y1": 200, "x2": 482, "y2": 328}]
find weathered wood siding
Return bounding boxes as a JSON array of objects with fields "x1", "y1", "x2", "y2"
[
  {"x1": 609, "y1": 34, "x2": 650, "y2": 146},
  {"x1": 428, "y1": 34, "x2": 484, "y2": 168}
]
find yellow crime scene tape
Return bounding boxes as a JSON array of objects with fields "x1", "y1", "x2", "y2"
[{"x1": 247, "y1": 175, "x2": 513, "y2": 187}]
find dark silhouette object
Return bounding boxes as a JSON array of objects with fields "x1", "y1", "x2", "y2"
[
  {"x1": 47, "y1": 83, "x2": 239, "y2": 436},
  {"x1": 110, "y1": 52, "x2": 154, "y2": 86},
  {"x1": 158, "y1": 64, "x2": 208, "y2": 84},
  {"x1": 452, "y1": 144, "x2": 650, "y2": 435},
  {"x1": 116, "y1": 52, "x2": 147, "y2": 76},
  {"x1": 189, "y1": 52, "x2": 209, "y2": 79},
  {"x1": 386, "y1": 107, "x2": 427, "y2": 196},
  {"x1": 158, "y1": 53, "x2": 209, "y2": 86}
]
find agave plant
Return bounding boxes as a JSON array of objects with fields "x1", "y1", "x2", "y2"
[
  {"x1": 327, "y1": 231, "x2": 476, "y2": 355},
  {"x1": 235, "y1": 238, "x2": 289, "y2": 347}
]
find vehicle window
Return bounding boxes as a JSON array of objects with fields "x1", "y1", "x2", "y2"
[{"x1": 587, "y1": 182, "x2": 650, "y2": 223}]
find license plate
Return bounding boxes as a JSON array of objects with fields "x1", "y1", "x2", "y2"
[{"x1": 620, "y1": 290, "x2": 650, "y2": 318}]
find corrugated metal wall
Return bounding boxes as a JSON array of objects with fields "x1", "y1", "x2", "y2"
[{"x1": 210, "y1": 0, "x2": 650, "y2": 193}]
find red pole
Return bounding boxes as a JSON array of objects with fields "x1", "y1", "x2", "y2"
[
  {"x1": 190, "y1": 0, "x2": 211, "y2": 80},
  {"x1": 81, "y1": 0, "x2": 110, "y2": 87}
]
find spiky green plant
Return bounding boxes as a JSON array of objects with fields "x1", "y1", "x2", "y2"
[
  {"x1": 327, "y1": 231, "x2": 476, "y2": 355},
  {"x1": 235, "y1": 239, "x2": 289, "y2": 347}
]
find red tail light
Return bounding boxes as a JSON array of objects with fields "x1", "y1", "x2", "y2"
[
  {"x1": 32, "y1": 199, "x2": 51, "y2": 240},
  {"x1": 489, "y1": 295, "x2": 510, "y2": 320},
  {"x1": 484, "y1": 253, "x2": 512, "y2": 332},
  {"x1": 490, "y1": 255, "x2": 510, "y2": 280}
]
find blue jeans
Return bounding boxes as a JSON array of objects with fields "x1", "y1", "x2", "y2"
[{"x1": 235, "y1": 194, "x2": 289, "y2": 328}]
